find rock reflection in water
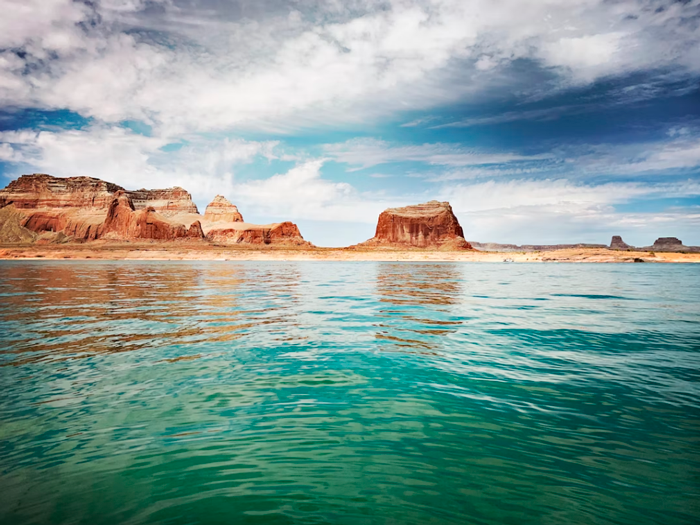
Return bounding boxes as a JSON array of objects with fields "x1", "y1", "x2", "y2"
[
  {"x1": 374, "y1": 263, "x2": 464, "y2": 354},
  {"x1": 0, "y1": 262, "x2": 304, "y2": 366}
]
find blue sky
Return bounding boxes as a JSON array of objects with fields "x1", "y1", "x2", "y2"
[{"x1": 1, "y1": 0, "x2": 699, "y2": 247}]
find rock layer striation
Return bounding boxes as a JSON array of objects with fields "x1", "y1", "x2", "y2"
[
  {"x1": 0, "y1": 173, "x2": 307, "y2": 246},
  {"x1": 204, "y1": 195, "x2": 243, "y2": 223},
  {"x1": 0, "y1": 174, "x2": 123, "y2": 210},
  {"x1": 359, "y1": 201, "x2": 472, "y2": 249},
  {"x1": 206, "y1": 221, "x2": 310, "y2": 246}
]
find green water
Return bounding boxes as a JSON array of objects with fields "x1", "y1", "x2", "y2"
[{"x1": 0, "y1": 262, "x2": 698, "y2": 524}]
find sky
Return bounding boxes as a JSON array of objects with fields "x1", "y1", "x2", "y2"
[{"x1": 0, "y1": 0, "x2": 699, "y2": 247}]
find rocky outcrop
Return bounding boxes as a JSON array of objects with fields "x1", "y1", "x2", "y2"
[
  {"x1": 206, "y1": 221, "x2": 311, "y2": 246},
  {"x1": 102, "y1": 191, "x2": 136, "y2": 238},
  {"x1": 134, "y1": 207, "x2": 189, "y2": 240},
  {"x1": 187, "y1": 221, "x2": 204, "y2": 238},
  {"x1": 359, "y1": 201, "x2": 472, "y2": 249},
  {"x1": 610, "y1": 236, "x2": 631, "y2": 250},
  {"x1": 102, "y1": 192, "x2": 203, "y2": 241},
  {"x1": 0, "y1": 205, "x2": 37, "y2": 243},
  {"x1": 640, "y1": 237, "x2": 700, "y2": 253},
  {"x1": 0, "y1": 175, "x2": 209, "y2": 243},
  {"x1": 127, "y1": 187, "x2": 199, "y2": 215},
  {"x1": 204, "y1": 195, "x2": 243, "y2": 223},
  {"x1": 0, "y1": 174, "x2": 124, "y2": 210},
  {"x1": 653, "y1": 237, "x2": 683, "y2": 249},
  {"x1": 0, "y1": 174, "x2": 199, "y2": 215}
]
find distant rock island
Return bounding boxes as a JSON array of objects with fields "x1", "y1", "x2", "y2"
[
  {"x1": 607, "y1": 235, "x2": 699, "y2": 253},
  {"x1": 0, "y1": 174, "x2": 698, "y2": 260}
]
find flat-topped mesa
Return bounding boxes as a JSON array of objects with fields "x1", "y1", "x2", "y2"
[
  {"x1": 362, "y1": 201, "x2": 472, "y2": 249},
  {"x1": 0, "y1": 174, "x2": 124, "y2": 210},
  {"x1": 610, "y1": 235, "x2": 631, "y2": 250},
  {"x1": 127, "y1": 187, "x2": 199, "y2": 215},
  {"x1": 653, "y1": 237, "x2": 683, "y2": 249},
  {"x1": 204, "y1": 195, "x2": 243, "y2": 223}
]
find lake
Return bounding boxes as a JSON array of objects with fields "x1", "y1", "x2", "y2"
[{"x1": 0, "y1": 261, "x2": 699, "y2": 524}]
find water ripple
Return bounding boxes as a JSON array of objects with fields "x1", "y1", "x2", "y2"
[{"x1": 0, "y1": 261, "x2": 699, "y2": 525}]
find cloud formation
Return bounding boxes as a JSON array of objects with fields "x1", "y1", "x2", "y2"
[{"x1": 1, "y1": 0, "x2": 698, "y2": 134}]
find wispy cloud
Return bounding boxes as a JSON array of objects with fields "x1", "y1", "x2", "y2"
[
  {"x1": 432, "y1": 106, "x2": 582, "y2": 129},
  {"x1": 401, "y1": 116, "x2": 438, "y2": 127},
  {"x1": 325, "y1": 139, "x2": 550, "y2": 170}
]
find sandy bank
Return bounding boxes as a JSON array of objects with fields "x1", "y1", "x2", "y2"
[{"x1": 1, "y1": 243, "x2": 699, "y2": 263}]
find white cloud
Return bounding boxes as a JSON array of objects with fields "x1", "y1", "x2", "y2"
[
  {"x1": 331, "y1": 132, "x2": 700, "y2": 179},
  {"x1": 233, "y1": 159, "x2": 395, "y2": 223},
  {"x1": 0, "y1": 0, "x2": 697, "y2": 133},
  {"x1": 442, "y1": 179, "x2": 648, "y2": 213},
  {"x1": 325, "y1": 138, "x2": 549, "y2": 169},
  {"x1": 539, "y1": 33, "x2": 626, "y2": 82},
  {"x1": 572, "y1": 136, "x2": 700, "y2": 175}
]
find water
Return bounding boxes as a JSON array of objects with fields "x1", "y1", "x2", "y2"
[{"x1": 0, "y1": 261, "x2": 699, "y2": 525}]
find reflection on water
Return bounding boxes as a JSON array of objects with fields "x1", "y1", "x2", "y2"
[
  {"x1": 1, "y1": 261, "x2": 699, "y2": 525},
  {"x1": 375, "y1": 263, "x2": 463, "y2": 354}
]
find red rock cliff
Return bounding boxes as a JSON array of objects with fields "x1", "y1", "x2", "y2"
[
  {"x1": 0, "y1": 173, "x2": 308, "y2": 246},
  {"x1": 127, "y1": 187, "x2": 199, "y2": 215},
  {"x1": 0, "y1": 174, "x2": 124, "y2": 209},
  {"x1": 362, "y1": 201, "x2": 472, "y2": 249},
  {"x1": 102, "y1": 192, "x2": 203, "y2": 241},
  {"x1": 206, "y1": 221, "x2": 311, "y2": 246}
]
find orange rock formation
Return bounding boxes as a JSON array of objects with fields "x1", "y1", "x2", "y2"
[
  {"x1": 206, "y1": 221, "x2": 310, "y2": 246},
  {"x1": 359, "y1": 201, "x2": 472, "y2": 250},
  {"x1": 0, "y1": 174, "x2": 308, "y2": 246},
  {"x1": 204, "y1": 195, "x2": 243, "y2": 223}
]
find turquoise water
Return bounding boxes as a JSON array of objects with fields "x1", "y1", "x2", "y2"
[{"x1": 0, "y1": 262, "x2": 699, "y2": 525}]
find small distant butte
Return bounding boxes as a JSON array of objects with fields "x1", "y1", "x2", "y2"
[{"x1": 0, "y1": 174, "x2": 698, "y2": 262}]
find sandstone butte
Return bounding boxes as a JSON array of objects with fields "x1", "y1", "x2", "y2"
[
  {"x1": 204, "y1": 195, "x2": 243, "y2": 223},
  {"x1": 609, "y1": 235, "x2": 631, "y2": 250},
  {"x1": 0, "y1": 174, "x2": 310, "y2": 246},
  {"x1": 356, "y1": 200, "x2": 473, "y2": 250}
]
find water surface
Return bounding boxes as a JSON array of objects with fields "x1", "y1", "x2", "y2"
[{"x1": 1, "y1": 262, "x2": 699, "y2": 524}]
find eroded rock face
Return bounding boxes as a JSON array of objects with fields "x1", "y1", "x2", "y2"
[
  {"x1": 0, "y1": 173, "x2": 306, "y2": 246},
  {"x1": 204, "y1": 195, "x2": 243, "y2": 223},
  {"x1": 102, "y1": 193, "x2": 203, "y2": 241},
  {"x1": 610, "y1": 236, "x2": 631, "y2": 250},
  {"x1": 134, "y1": 207, "x2": 189, "y2": 240},
  {"x1": 362, "y1": 201, "x2": 472, "y2": 249},
  {"x1": 0, "y1": 205, "x2": 36, "y2": 243},
  {"x1": 206, "y1": 221, "x2": 311, "y2": 246},
  {"x1": 102, "y1": 191, "x2": 137, "y2": 238},
  {"x1": 0, "y1": 174, "x2": 124, "y2": 209},
  {"x1": 187, "y1": 221, "x2": 204, "y2": 238},
  {"x1": 128, "y1": 187, "x2": 199, "y2": 215}
]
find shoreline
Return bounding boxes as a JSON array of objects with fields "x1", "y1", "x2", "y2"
[{"x1": 1, "y1": 244, "x2": 699, "y2": 263}]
